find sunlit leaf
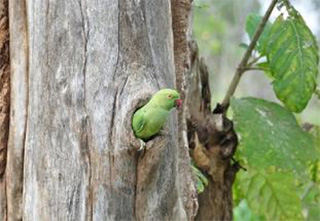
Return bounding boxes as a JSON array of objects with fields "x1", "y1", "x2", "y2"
[
  {"x1": 301, "y1": 182, "x2": 320, "y2": 221},
  {"x1": 238, "y1": 170, "x2": 303, "y2": 220},
  {"x1": 233, "y1": 200, "x2": 266, "y2": 221},
  {"x1": 266, "y1": 11, "x2": 319, "y2": 112},
  {"x1": 231, "y1": 98, "x2": 317, "y2": 175},
  {"x1": 307, "y1": 125, "x2": 320, "y2": 183},
  {"x1": 246, "y1": 13, "x2": 272, "y2": 55}
]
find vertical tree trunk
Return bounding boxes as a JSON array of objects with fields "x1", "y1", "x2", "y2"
[
  {"x1": 187, "y1": 41, "x2": 238, "y2": 220},
  {"x1": 171, "y1": 1, "x2": 239, "y2": 219},
  {"x1": 4, "y1": 0, "x2": 238, "y2": 220},
  {"x1": 171, "y1": 0, "x2": 198, "y2": 219},
  {"x1": 6, "y1": 0, "x2": 192, "y2": 220},
  {"x1": 6, "y1": 1, "x2": 28, "y2": 220},
  {"x1": 0, "y1": 0, "x2": 9, "y2": 219}
]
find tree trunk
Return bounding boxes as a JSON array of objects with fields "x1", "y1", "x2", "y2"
[
  {"x1": 2, "y1": 0, "x2": 238, "y2": 220},
  {"x1": 187, "y1": 41, "x2": 238, "y2": 220},
  {"x1": 171, "y1": 0, "x2": 198, "y2": 219},
  {"x1": 0, "y1": 0, "x2": 9, "y2": 219},
  {"x1": 5, "y1": 0, "x2": 193, "y2": 220}
]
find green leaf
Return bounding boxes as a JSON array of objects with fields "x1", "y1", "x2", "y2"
[
  {"x1": 246, "y1": 13, "x2": 272, "y2": 55},
  {"x1": 192, "y1": 165, "x2": 208, "y2": 194},
  {"x1": 231, "y1": 98, "x2": 317, "y2": 175},
  {"x1": 256, "y1": 61, "x2": 273, "y2": 79},
  {"x1": 233, "y1": 176, "x2": 245, "y2": 207},
  {"x1": 301, "y1": 183, "x2": 320, "y2": 221},
  {"x1": 307, "y1": 125, "x2": 320, "y2": 183},
  {"x1": 196, "y1": 179, "x2": 205, "y2": 194},
  {"x1": 266, "y1": 12, "x2": 319, "y2": 112},
  {"x1": 192, "y1": 165, "x2": 208, "y2": 186},
  {"x1": 233, "y1": 200, "x2": 266, "y2": 221},
  {"x1": 238, "y1": 170, "x2": 303, "y2": 220}
]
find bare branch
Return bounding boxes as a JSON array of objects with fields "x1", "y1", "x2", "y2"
[
  {"x1": 221, "y1": 0, "x2": 278, "y2": 110},
  {"x1": 243, "y1": 66, "x2": 269, "y2": 72}
]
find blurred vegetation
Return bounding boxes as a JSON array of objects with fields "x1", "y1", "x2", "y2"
[
  {"x1": 193, "y1": 0, "x2": 320, "y2": 124},
  {"x1": 193, "y1": 0, "x2": 320, "y2": 220}
]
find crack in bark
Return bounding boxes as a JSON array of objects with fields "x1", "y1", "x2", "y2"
[
  {"x1": 108, "y1": 88, "x2": 118, "y2": 191},
  {"x1": 119, "y1": 74, "x2": 129, "y2": 98},
  {"x1": 21, "y1": 0, "x2": 30, "y2": 217},
  {"x1": 79, "y1": 0, "x2": 88, "y2": 81},
  {"x1": 45, "y1": 0, "x2": 50, "y2": 78},
  {"x1": 79, "y1": 1, "x2": 93, "y2": 219},
  {"x1": 133, "y1": 154, "x2": 139, "y2": 219},
  {"x1": 109, "y1": 90, "x2": 118, "y2": 149},
  {"x1": 111, "y1": 0, "x2": 121, "y2": 82},
  {"x1": 81, "y1": 116, "x2": 93, "y2": 221}
]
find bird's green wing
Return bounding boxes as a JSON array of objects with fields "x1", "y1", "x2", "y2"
[{"x1": 132, "y1": 109, "x2": 146, "y2": 134}]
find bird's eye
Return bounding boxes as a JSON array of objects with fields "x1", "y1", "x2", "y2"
[{"x1": 167, "y1": 94, "x2": 173, "y2": 99}]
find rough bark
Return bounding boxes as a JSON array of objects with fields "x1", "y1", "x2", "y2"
[
  {"x1": 5, "y1": 0, "x2": 239, "y2": 220},
  {"x1": 187, "y1": 41, "x2": 239, "y2": 221},
  {"x1": 171, "y1": 0, "x2": 198, "y2": 219},
  {"x1": 6, "y1": 0, "x2": 28, "y2": 220},
  {"x1": 6, "y1": 0, "x2": 190, "y2": 220},
  {"x1": 0, "y1": 0, "x2": 9, "y2": 219}
]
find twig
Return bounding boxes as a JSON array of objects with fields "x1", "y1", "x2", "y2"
[
  {"x1": 243, "y1": 67, "x2": 269, "y2": 72},
  {"x1": 231, "y1": 157, "x2": 247, "y2": 171},
  {"x1": 221, "y1": 0, "x2": 279, "y2": 110},
  {"x1": 247, "y1": 54, "x2": 263, "y2": 67}
]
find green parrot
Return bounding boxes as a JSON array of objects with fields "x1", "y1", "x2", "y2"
[{"x1": 132, "y1": 88, "x2": 181, "y2": 150}]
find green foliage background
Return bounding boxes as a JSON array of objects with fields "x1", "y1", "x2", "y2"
[{"x1": 193, "y1": 0, "x2": 320, "y2": 220}]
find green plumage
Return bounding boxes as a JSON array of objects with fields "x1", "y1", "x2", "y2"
[{"x1": 132, "y1": 89, "x2": 181, "y2": 141}]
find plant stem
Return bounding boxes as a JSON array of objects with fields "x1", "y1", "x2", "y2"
[
  {"x1": 221, "y1": 0, "x2": 278, "y2": 110},
  {"x1": 247, "y1": 55, "x2": 263, "y2": 67},
  {"x1": 244, "y1": 67, "x2": 269, "y2": 72}
]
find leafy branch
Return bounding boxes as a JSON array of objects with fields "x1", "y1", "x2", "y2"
[{"x1": 220, "y1": 0, "x2": 278, "y2": 110}]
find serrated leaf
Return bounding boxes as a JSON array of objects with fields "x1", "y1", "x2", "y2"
[
  {"x1": 246, "y1": 13, "x2": 272, "y2": 55},
  {"x1": 238, "y1": 170, "x2": 303, "y2": 220},
  {"x1": 266, "y1": 12, "x2": 319, "y2": 112},
  {"x1": 231, "y1": 98, "x2": 317, "y2": 175}
]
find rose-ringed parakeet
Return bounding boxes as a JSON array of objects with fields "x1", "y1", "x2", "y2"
[{"x1": 132, "y1": 89, "x2": 181, "y2": 150}]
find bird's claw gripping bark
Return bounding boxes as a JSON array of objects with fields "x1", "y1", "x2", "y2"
[{"x1": 138, "y1": 139, "x2": 146, "y2": 151}]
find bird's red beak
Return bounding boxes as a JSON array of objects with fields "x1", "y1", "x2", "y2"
[{"x1": 175, "y1": 99, "x2": 182, "y2": 109}]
